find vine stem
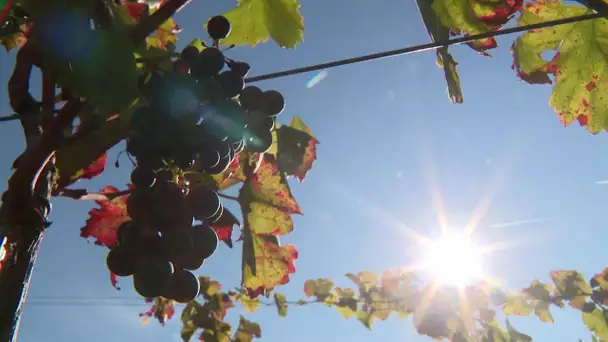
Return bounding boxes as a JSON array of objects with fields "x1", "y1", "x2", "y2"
[
  {"x1": 244, "y1": 12, "x2": 606, "y2": 83},
  {"x1": 129, "y1": 0, "x2": 192, "y2": 44}
]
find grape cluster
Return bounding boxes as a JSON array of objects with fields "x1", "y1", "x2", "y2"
[
  {"x1": 107, "y1": 15, "x2": 287, "y2": 303},
  {"x1": 106, "y1": 167, "x2": 223, "y2": 302}
]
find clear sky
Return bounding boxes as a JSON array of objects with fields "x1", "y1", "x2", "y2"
[{"x1": 1, "y1": 0, "x2": 607, "y2": 341}]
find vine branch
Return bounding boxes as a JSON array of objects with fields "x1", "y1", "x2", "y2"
[{"x1": 129, "y1": 0, "x2": 191, "y2": 45}]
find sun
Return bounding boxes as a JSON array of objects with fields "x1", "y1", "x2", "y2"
[{"x1": 423, "y1": 231, "x2": 483, "y2": 287}]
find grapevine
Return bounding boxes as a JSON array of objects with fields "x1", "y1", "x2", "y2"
[{"x1": 0, "y1": 0, "x2": 607, "y2": 341}]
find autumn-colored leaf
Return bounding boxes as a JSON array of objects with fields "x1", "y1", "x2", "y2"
[
  {"x1": 209, "y1": 207, "x2": 240, "y2": 248},
  {"x1": 346, "y1": 270, "x2": 379, "y2": 292},
  {"x1": 583, "y1": 308, "x2": 608, "y2": 341},
  {"x1": 234, "y1": 316, "x2": 262, "y2": 342},
  {"x1": 506, "y1": 319, "x2": 533, "y2": 341},
  {"x1": 512, "y1": 0, "x2": 608, "y2": 134},
  {"x1": 303, "y1": 279, "x2": 334, "y2": 301},
  {"x1": 334, "y1": 288, "x2": 357, "y2": 319},
  {"x1": 432, "y1": 0, "x2": 521, "y2": 55},
  {"x1": 147, "y1": 1, "x2": 181, "y2": 50},
  {"x1": 502, "y1": 295, "x2": 534, "y2": 317},
  {"x1": 276, "y1": 116, "x2": 319, "y2": 182},
  {"x1": 139, "y1": 297, "x2": 176, "y2": 326},
  {"x1": 592, "y1": 268, "x2": 608, "y2": 290},
  {"x1": 242, "y1": 234, "x2": 298, "y2": 298},
  {"x1": 236, "y1": 292, "x2": 260, "y2": 313},
  {"x1": 199, "y1": 276, "x2": 222, "y2": 297},
  {"x1": 79, "y1": 185, "x2": 131, "y2": 249}
]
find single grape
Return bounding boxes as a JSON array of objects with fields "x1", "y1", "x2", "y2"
[
  {"x1": 137, "y1": 232, "x2": 163, "y2": 255},
  {"x1": 216, "y1": 141, "x2": 232, "y2": 159},
  {"x1": 217, "y1": 70, "x2": 245, "y2": 99},
  {"x1": 127, "y1": 189, "x2": 152, "y2": 222},
  {"x1": 191, "y1": 224, "x2": 219, "y2": 260},
  {"x1": 187, "y1": 187, "x2": 221, "y2": 221},
  {"x1": 239, "y1": 86, "x2": 264, "y2": 110},
  {"x1": 192, "y1": 48, "x2": 225, "y2": 78},
  {"x1": 262, "y1": 90, "x2": 285, "y2": 117},
  {"x1": 116, "y1": 220, "x2": 143, "y2": 248},
  {"x1": 150, "y1": 182, "x2": 188, "y2": 225},
  {"x1": 173, "y1": 60, "x2": 189, "y2": 74},
  {"x1": 248, "y1": 112, "x2": 275, "y2": 132},
  {"x1": 195, "y1": 147, "x2": 221, "y2": 171},
  {"x1": 206, "y1": 155, "x2": 231, "y2": 174},
  {"x1": 106, "y1": 246, "x2": 137, "y2": 277},
  {"x1": 180, "y1": 46, "x2": 200, "y2": 66},
  {"x1": 173, "y1": 252, "x2": 206, "y2": 271},
  {"x1": 133, "y1": 255, "x2": 174, "y2": 299},
  {"x1": 232, "y1": 139, "x2": 245, "y2": 153},
  {"x1": 161, "y1": 227, "x2": 194, "y2": 261},
  {"x1": 207, "y1": 15, "x2": 231, "y2": 40},
  {"x1": 228, "y1": 61, "x2": 251, "y2": 77},
  {"x1": 244, "y1": 128, "x2": 273, "y2": 153},
  {"x1": 208, "y1": 201, "x2": 224, "y2": 223},
  {"x1": 164, "y1": 269, "x2": 201, "y2": 303},
  {"x1": 131, "y1": 167, "x2": 156, "y2": 189}
]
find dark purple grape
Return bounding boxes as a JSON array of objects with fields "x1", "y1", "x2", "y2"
[
  {"x1": 173, "y1": 59, "x2": 190, "y2": 74},
  {"x1": 174, "y1": 252, "x2": 205, "y2": 271},
  {"x1": 187, "y1": 187, "x2": 221, "y2": 221},
  {"x1": 165, "y1": 269, "x2": 200, "y2": 303},
  {"x1": 133, "y1": 255, "x2": 174, "y2": 299},
  {"x1": 191, "y1": 224, "x2": 219, "y2": 260},
  {"x1": 232, "y1": 139, "x2": 244, "y2": 153},
  {"x1": 207, "y1": 15, "x2": 231, "y2": 40},
  {"x1": 262, "y1": 90, "x2": 285, "y2": 117},
  {"x1": 192, "y1": 48, "x2": 225, "y2": 78},
  {"x1": 228, "y1": 61, "x2": 250, "y2": 77},
  {"x1": 180, "y1": 46, "x2": 200, "y2": 66},
  {"x1": 161, "y1": 227, "x2": 194, "y2": 261},
  {"x1": 239, "y1": 86, "x2": 263, "y2": 110},
  {"x1": 206, "y1": 155, "x2": 231, "y2": 174},
  {"x1": 217, "y1": 70, "x2": 244, "y2": 99},
  {"x1": 106, "y1": 246, "x2": 137, "y2": 277},
  {"x1": 248, "y1": 112, "x2": 275, "y2": 132},
  {"x1": 127, "y1": 189, "x2": 152, "y2": 222},
  {"x1": 244, "y1": 128, "x2": 273, "y2": 153},
  {"x1": 116, "y1": 220, "x2": 143, "y2": 248},
  {"x1": 196, "y1": 147, "x2": 220, "y2": 171},
  {"x1": 207, "y1": 202, "x2": 224, "y2": 224},
  {"x1": 131, "y1": 167, "x2": 156, "y2": 189}
]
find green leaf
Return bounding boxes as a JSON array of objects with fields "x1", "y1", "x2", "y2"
[
  {"x1": 482, "y1": 319, "x2": 509, "y2": 342},
  {"x1": 583, "y1": 308, "x2": 608, "y2": 341},
  {"x1": 276, "y1": 116, "x2": 319, "y2": 182},
  {"x1": 346, "y1": 271, "x2": 379, "y2": 292},
  {"x1": 512, "y1": 1, "x2": 608, "y2": 134},
  {"x1": 551, "y1": 270, "x2": 592, "y2": 310},
  {"x1": 234, "y1": 316, "x2": 262, "y2": 342},
  {"x1": 273, "y1": 293, "x2": 288, "y2": 317},
  {"x1": 502, "y1": 295, "x2": 534, "y2": 317},
  {"x1": 506, "y1": 319, "x2": 533, "y2": 342},
  {"x1": 215, "y1": 0, "x2": 304, "y2": 48},
  {"x1": 416, "y1": 0, "x2": 464, "y2": 103},
  {"x1": 357, "y1": 310, "x2": 375, "y2": 330},
  {"x1": 236, "y1": 293, "x2": 260, "y2": 313},
  {"x1": 303, "y1": 279, "x2": 334, "y2": 301},
  {"x1": 334, "y1": 288, "x2": 358, "y2": 319}
]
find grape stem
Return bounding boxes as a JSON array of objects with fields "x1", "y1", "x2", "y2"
[{"x1": 217, "y1": 193, "x2": 239, "y2": 202}]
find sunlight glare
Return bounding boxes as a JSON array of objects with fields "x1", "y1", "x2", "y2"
[{"x1": 424, "y1": 232, "x2": 482, "y2": 287}]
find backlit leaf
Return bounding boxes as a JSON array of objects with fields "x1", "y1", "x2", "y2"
[
  {"x1": 334, "y1": 288, "x2": 357, "y2": 319},
  {"x1": 512, "y1": 0, "x2": 608, "y2": 134},
  {"x1": 79, "y1": 185, "x2": 130, "y2": 249},
  {"x1": 276, "y1": 116, "x2": 319, "y2": 182},
  {"x1": 551, "y1": 270, "x2": 592, "y2": 310},
  {"x1": 274, "y1": 292, "x2": 288, "y2": 317},
  {"x1": 236, "y1": 293, "x2": 260, "y2": 313},
  {"x1": 506, "y1": 319, "x2": 533, "y2": 341},
  {"x1": 583, "y1": 308, "x2": 608, "y2": 341},
  {"x1": 302, "y1": 279, "x2": 334, "y2": 301},
  {"x1": 147, "y1": 3, "x2": 181, "y2": 50},
  {"x1": 416, "y1": 0, "x2": 464, "y2": 103},
  {"x1": 199, "y1": 276, "x2": 222, "y2": 297},
  {"x1": 432, "y1": 0, "x2": 522, "y2": 54},
  {"x1": 234, "y1": 316, "x2": 261, "y2": 342},
  {"x1": 241, "y1": 234, "x2": 298, "y2": 298},
  {"x1": 215, "y1": 0, "x2": 304, "y2": 48},
  {"x1": 346, "y1": 271, "x2": 379, "y2": 292},
  {"x1": 502, "y1": 295, "x2": 534, "y2": 317},
  {"x1": 357, "y1": 309, "x2": 374, "y2": 330},
  {"x1": 139, "y1": 297, "x2": 175, "y2": 325},
  {"x1": 209, "y1": 207, "x2": 240, "y2": 248}
]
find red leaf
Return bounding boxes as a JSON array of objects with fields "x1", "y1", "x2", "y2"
[
  {"x1": 110, "y1": 272, "x2": 120, "y2": 290},
  {"x1": 80, "y1": 186, "x2": 131, "y2": 249},
  {"x1": 210, "y1": 208, "x2": 240, "y2": 248},
  {"x1": 80, "y1": 153, "x2": 107, "y2": 180},
  {"x1": 124, "y1": 2, "x2": 149, "y2": 21}
]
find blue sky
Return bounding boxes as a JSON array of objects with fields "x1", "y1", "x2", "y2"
[{"x1": 1, "y1": 0, "x2": 607, "y2": 341}]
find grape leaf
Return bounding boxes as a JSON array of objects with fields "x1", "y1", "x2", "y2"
[
  {"x1": 235, "y1": 293, "x2": 260, "y2": 313},
  {"x1": 502, "y1": 295, "x2": 534, "y2": 316},
  {"x1": 432, "y1": 0, "x2": 522, "y2": 54},
  {"x1": 334, "y1": 288, "x2": 357, "y2": 319},
  {"x1": 592, "y1": 268, "x2": 608, "y2": 291},
  {"x1": 551, "y1": 270, "x2": 592, "y2": 310},
  {"x1": 209, "y1": 207, "x2": 240, "y2": 248},
  {"x1": 303, "y1": 279, "x2": 334, "y2": 301},
  {"x1": 147, "y1": 12, "x2": 181, "y2": 50},
  {"x1": 273, "y1": 293, "x2": 288, "y2": 317},
  {"x1": 234, "y1": 316, "x2": 262, "y2": 342},
  {"x1": 276, "y1": 116, "x2": 319, "y2": 182},
  {"x1": 241, "y1": 234, "x2": 298, "y2": 298},
  {"x1": 416, "y1": 0, "x2": 464, "y2": 103},
  {"x1": 512, "y1": 0, "x2": 608, "y2": 134},
  {"x1": 346, "y1": 271, "x2": 379, "y2": 292},
  {"x1": 139, "y1": 297, "x2": 176, "y2": 326},
  {"x1": 79, "y1": 185, "x2": 131, "y2": 249},
  {"x1": 215, "y1": 0, "x2": 304, "y2": 48},
  {"x1": 583, "y1": 309, "x2": 608, "y2": 341},
  {"x1": 506, "y1": 319, "x2": 533, "y2": 341},
  {"x1": 199, "y1": 276, "x2": 222, "y2": 297},
  {"x1": 57, "y1": 153, "x2": 107, "y2": 189}
]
